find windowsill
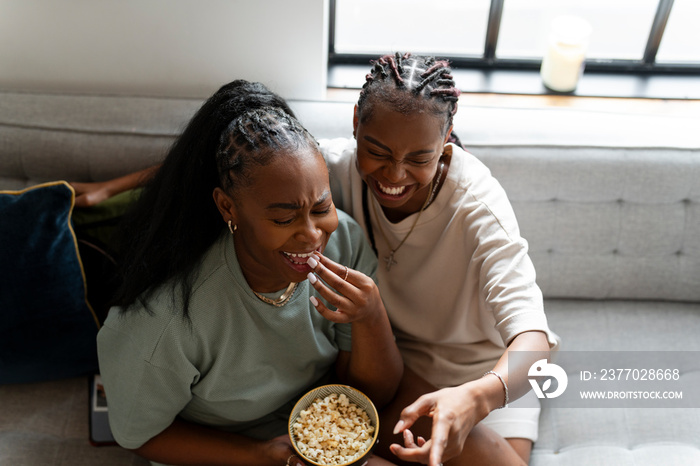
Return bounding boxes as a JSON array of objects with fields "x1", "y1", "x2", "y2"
[{"x1": 328, "y1": 64, "x2": 700, "y2": 100}]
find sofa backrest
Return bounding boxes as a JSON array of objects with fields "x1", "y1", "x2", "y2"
[
  {"x1": 2, "y1": 92, "x2": 699, "y2": 302},
  {"x1": 0, "y1": 92, "x2": 199, "y2": 190},
  {"x1": 478, "y1": 147, "x2": 699, "y2": 302}
]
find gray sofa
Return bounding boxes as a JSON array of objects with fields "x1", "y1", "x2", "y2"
[{"x1": 1, "y1": 90, "x2": 699, "y2": 465}]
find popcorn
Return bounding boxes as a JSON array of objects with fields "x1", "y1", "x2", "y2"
[{"x1": 292, "y1": 393, "x2": 375, "y2": 465}]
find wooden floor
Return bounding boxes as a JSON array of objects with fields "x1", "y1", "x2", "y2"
[{"x1": 326, "y1": 88, "x2": 700, "y2": 118}]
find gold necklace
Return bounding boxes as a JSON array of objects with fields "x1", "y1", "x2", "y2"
[
  {"x1": 252, "y1": 282, "x2": 298, "y2": 307},
  {"x1": 371, "y1": 162, "x2": 443, "y2": 271}
]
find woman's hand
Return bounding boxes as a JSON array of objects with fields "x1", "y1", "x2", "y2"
[
  {"x1": 69, "y1": 165, "x2": 159, "y2": 208},
  {"x1": 265, "y1": 435, "x2": 305, "y2": 465},
  {"x1": 390, "y1": 331, "x2": 550, "y2": 465},
  {"x1": 69, "y1": 181, "x2": 114, "y2": 208},
  {"x1": 390, "y1": 382, "x2": 492, "y2": 466},
  {"x1": 306, "y1": 253, "x2": 384, "y2": 325},
  {"x1": 306, "y1": 253, "x2": 403, "y2": 408}
]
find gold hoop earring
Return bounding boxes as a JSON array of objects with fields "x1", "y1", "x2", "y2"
[{"x1": 228, "y1": 220, "x2": 237, "y2": 235}]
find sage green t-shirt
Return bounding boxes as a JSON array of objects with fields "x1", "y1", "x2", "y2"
[{"x1": 97, "y1": 210, "x2": 377, "y2": 449}]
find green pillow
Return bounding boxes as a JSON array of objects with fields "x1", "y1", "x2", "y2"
[
  {"x1": 71, "y1": 188, "x2": 140, "y2": 324},
  {"x1": 0, "y1": 181, "x2": 100, "y2": 384}
]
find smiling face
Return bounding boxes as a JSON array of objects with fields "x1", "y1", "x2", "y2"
[
  {"x1": 215, "y1": 147, "x2": 338, "y2": 292},
  {"x1": 354, "y1": 101, "x2": 450, "y2": 219}
]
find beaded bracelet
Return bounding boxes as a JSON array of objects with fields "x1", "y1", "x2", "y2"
[{"x1": 483, "y1": 370, "x2": 509, "y2": 409}]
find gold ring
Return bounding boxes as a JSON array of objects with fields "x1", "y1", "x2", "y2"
[
  {"x1": 286, "y1": 454, "x2": 295, "y2": 466},
  {"x1": 343, "y1": 266, "x2": 349, "y2": 281}
]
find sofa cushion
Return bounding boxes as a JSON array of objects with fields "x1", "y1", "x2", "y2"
[
  {"x1": 0, "y1": 181, "x2": 100, "y2": 384},
  {"x1": 534, "y1": 407, "x2": 700, "y2": 465},
  {"x1": 532, "y1": 299, "x2": 700, "y2": 465}
]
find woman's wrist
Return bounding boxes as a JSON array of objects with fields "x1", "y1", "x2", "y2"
[
  {"x1": 469, "y1": 372, "x2": 508, "y2": 416},
  {"x1": 253, "y1": 437, "x2": 294, "y2": 466},
  {"x1": 483, "y1": 371, "x2": 508, "y2": 408},
  {"x1": 353, "y1": 292, "x2": 389, "y2": 327}
]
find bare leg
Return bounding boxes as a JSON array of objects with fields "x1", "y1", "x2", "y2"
[
  {"x1": 441, "y1": 424, "x2": 526, "y2": 466},
  {"x1": 292, "y1": 454, "x2": 395, "y2": 466},
  {"x1": 375, "y1": 366, "x2": 437, "y2": 462},
  {"x1": 367, "y1": 455, "x2": 398, "y2": 465},
  {"x1": 376, "y1": 366, "x2": 530, "y2": 466},
  {"x1": 507, "y1": 438, "x2": 533, "y2": 464}
]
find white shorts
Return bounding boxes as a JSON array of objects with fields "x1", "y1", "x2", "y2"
[{"x1": 479, "y1": 389, "x2": 541, "y2": 442}]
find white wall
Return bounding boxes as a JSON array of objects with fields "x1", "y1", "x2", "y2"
[{"x1": 0, "y1": 0, "x2": 328, "y2": 100}]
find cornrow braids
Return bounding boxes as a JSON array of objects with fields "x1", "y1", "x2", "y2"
[
  {"x1": 357, "y1": 52, "x2": 462, "y2": 133},
  {"x1": 385, "y1": 54, "x2": 405, "y2": 86},
  {"x1": 216, "y1": 106, "x2": 316, "y2": 192}
]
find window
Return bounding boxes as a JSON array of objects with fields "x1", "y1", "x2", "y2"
[
  {"x1": 333, "y1": 0, "x2": 491, "y2": 57},
  {"x1": 329, "y1": 0, "x2": 700, "y2": 97},
  {"x1": 656, "y1": 0, "x2": 700, "y2": 63},
  {"x1": 497, "y1": 0, "x2": 659, "y2": 61}
]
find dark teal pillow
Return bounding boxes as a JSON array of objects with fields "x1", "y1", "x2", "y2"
[{"x1": 0, "y1": 181, "x2": 100, "y2": 384}]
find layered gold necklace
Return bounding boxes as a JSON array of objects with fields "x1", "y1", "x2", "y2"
[
  {"x1": 371, "y1": 162, "x2": 444, "y2": 271},
  {"x1": 252, "y1": 282, "x2": 298, "y2": 307}
]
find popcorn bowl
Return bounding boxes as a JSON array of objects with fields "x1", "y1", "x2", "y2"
[{"x1": 288, "y1": 384, "x2": 379, "y2": 466}]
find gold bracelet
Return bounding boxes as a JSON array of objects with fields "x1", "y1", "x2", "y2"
[{"x1": 483, "y1": 370, "x2": 509, "y2": 408}]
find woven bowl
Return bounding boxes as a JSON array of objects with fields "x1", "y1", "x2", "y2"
[{"x1": 288, "y1": 384, "x2": 379, "y2": 466}]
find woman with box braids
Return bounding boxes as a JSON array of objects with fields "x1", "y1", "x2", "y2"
[
  {"x1": 320, "y1": 52, "x2": 559, "y2": 466},
  {"x1": 97, "y1": 80, "x2": 401, "y2": 466}
]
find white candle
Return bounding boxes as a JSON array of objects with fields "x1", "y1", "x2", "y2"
[{"x1": 540, "y1": 16, "x2": 592, "y2": 93}]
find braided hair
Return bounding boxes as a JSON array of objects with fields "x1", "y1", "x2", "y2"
[
  {"x1": 111, "y1": 80, "x2": 315, "y2": 318},
  {"x1": 357, "y1": 52, "x2": 466, "y2": 149},
  {"x1": 216, "y1": 106, "x2": 316, "y2": 192}
]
